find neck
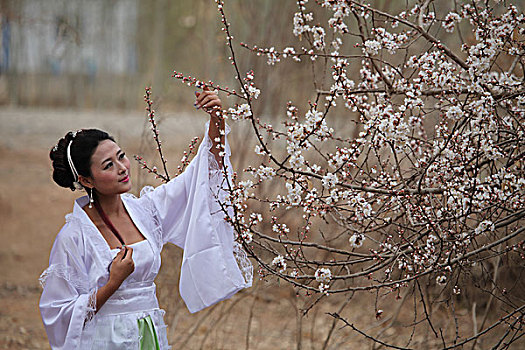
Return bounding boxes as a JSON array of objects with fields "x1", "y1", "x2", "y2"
[{"x1": 93, "y1": 191, "x2": 124, "y2": 217}]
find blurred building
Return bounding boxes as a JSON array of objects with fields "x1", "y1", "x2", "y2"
[
  {"x1": 0, "y1": 0, "x2": 306, "y2": 112},
  {"x1": 0, "y1": 0, "x2": 140, "y2": 107}
]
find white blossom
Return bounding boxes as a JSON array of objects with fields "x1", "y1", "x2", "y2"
[
  {"x1": 256, "y1": 165, "x2": 276, "y2": 180},
  {"x1": 319, "y1": 283, "x2": 330, "y2": 294},
  {"x1": 443, "y1": 12, "x2": 461, "y2": 32},
  {"x1": 446, "y1": 105, "x2": 463, "y2": 120},
  {"x1": 245, "y1": 84, "x2": 260, "y2": 99},
  {"x1": 322, "y1": 173, "x2": 338, "y2": 189},
  {"x1": 254, "y1": 145, "x2": 266, "y2": 155},
  {"x1": 266, "y1": 47, "x2": 280, "y2": 65},
  {"x1": 436, "y1": 275, "x2": 447, "y2": 285},
  {"x1": 364, "y1": 40, "x2": 381, "y2": 55},
  {"x1": 271, "y1": 255, "x2": 287, "y2": 273},
  {"x1": 475, "y1": 220, "x2": 495, "y2": 235},
  {"x1": 228, "y1": 103, "x2": 252, "y2": 120},
  {"x1": 312, "y1": 26, "x2": 326, "y2": 49},
  {"x1": 349, "y1": 234, "x2": 365, "y2": 248},
  {"x1": 315, "y1": 267, "x2": 332, "y2": 283},
  {"x1": 285, "y1": 182, "x2": 303, "y2": 205}
]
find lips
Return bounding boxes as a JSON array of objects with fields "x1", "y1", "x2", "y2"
[{"x1": 119, "y1": 175, "x2": 130, "y2": 183}]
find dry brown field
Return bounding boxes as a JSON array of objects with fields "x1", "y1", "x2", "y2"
[{"x1": 0, "y1": 107, "x2": 520, "y2": 349}]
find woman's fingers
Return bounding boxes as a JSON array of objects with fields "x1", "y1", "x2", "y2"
[
  {"x1": 195, "y1": 91, "x2": 214, "y2": 107},
  {"x1": 108, "y1": 246, "x2": 135, "y2": 283},
  {"x1": 121, "y1": 246, "x2": 133, "y2": 261},
  {"x1": 202, "y1": 99, "x2": 221, "y2": 109},
  {"x1": 115, "y1": 247, "x2": 126, "y2": 260},
  {"x1": 200, "y1": 95, "x2": 220, "y2": 109},
  {"x1": 114, "y1": 246, "x2": 133, "y2": 261},
  {"x1": 200, "y1": 97, "x2": 222, "y2": 112},
  {"x1": 195, "y1": 90, "x2": 220, "y2": 110},
  {"x1": 194, "y1": 87, "x2": 222, "y2": 116}
]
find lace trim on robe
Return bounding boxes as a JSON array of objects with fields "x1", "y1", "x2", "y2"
[
  {"x1": 233, "y1": 242, "x2": 254, "y2": 284},
  {"x1": 39, "y1": 264, "x2": 98, "y2": 326},
  {"x1": 39, "y1": 263, "x2": 88, "y2": 291},
  {"x1": 85, "y1": 288, "x2": 97, "y2": 324}
]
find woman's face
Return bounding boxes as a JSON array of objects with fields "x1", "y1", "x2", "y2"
[{"x1": 86, "y1": 140, "x2": 131, "y2": 196}]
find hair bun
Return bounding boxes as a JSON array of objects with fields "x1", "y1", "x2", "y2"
[
  {"x1": 50, "y1": 136, "x2": 76, "y2": 190},
  {"x1": 50, "y1": 129, "x2": 115, "y2": 191}
]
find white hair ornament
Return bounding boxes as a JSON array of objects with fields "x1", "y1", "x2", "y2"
[{"x1": 66, "y1": 130, "x2": 86, "y2": 192}]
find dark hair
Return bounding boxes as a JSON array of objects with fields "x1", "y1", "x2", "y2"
[{"x1": 50, "y1": 129, "x2": 115, "y2": 191}]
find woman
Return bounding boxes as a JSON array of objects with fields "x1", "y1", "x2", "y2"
[{"x1": 39, "y1": 89, "x2": 252, "y2": 349}]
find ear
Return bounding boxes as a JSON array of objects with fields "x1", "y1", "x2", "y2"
[{"x1": 78, "y1": 175, "x2": 94, "y2": 189}]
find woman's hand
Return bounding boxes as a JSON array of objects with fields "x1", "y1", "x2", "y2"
[
  {"x1": 108, "y1": 246, "x2": 135, "y2": 287},
  {"x1": 195, "y1": 86, "x2": 222, "y2": 118},
  {"x1": 95, "y1": 246, "x2": 135, "y2": 313},
  {"x1": 195, "y1": 86, "x2": 225, "y2": 166}
]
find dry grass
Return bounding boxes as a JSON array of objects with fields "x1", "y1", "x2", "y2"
[{"x1": 0, "y1": 107, "x2": 521, "y2": 349}]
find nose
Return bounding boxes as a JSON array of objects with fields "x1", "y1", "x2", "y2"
[{"x1": 117, "y1": 160, "x2": 127, "y2": 173}]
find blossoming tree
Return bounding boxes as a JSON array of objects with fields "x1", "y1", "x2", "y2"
[{"x1": 155, "y1": 0, "x2": 525, "y2": 348}]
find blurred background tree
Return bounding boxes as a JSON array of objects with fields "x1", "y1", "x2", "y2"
[{"x1": 0, "y1": 0, "x2": 311, "y2": 114}]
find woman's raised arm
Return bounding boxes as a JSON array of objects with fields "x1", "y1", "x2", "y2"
[{"x1": 195, "y1": 86, "x2": 225, "y2": 167}]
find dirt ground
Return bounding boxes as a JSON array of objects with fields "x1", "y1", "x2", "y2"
[
  {"x1": 0, "y1": 107, "x2": 192, "y2": 347},
  {"x1": 0, "y1": 106, "x2": 362, "y2": 349},
  {"x1": 0, "y1": 107, "x2": 521, "y2": 349}
]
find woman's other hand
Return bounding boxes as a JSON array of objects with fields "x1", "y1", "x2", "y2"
[
  {"x1": 95, "y1": 246, "x2": 134, "y2": 313},
  {"x1": 108, "y1": 246, "x2": 135, "y2": 287}
]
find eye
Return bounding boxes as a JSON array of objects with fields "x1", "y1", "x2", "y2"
[
  {"x1": 104, "y1": 162, "x2": 113, "y2": 170},
  {"x1": 119, "y1": 152, "x2": 126, "y2": 159}
]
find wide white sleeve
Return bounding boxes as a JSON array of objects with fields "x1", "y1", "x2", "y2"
[
  {"x1": 142, "y1": 122, "x2": 252, "y2": 313},
  {"x1": 39, "y1": 221, "x2": 97, "y2": 350}
]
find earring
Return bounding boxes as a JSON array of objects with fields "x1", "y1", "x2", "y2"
[{"x1": 88, "y1": 188, "x2": 94, "y2": 208}]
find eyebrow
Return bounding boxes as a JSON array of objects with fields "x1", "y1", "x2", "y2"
[{"x1": 101, "y1": 149, "x2": 122, "y2": 165}]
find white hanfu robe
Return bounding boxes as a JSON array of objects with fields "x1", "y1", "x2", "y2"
[{"x1": 39, "y1": 123, "x2": 253, "y2": 349}]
